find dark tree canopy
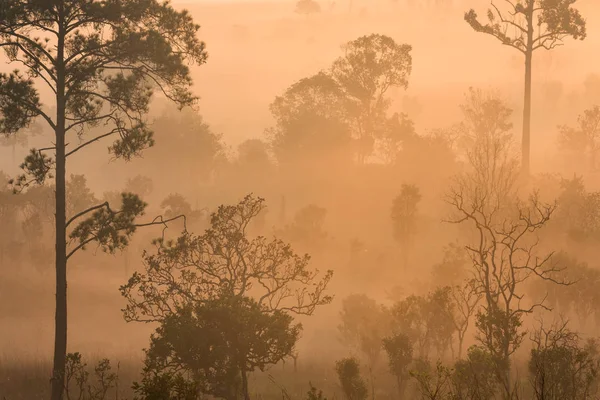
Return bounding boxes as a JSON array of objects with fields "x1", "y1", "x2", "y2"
[
  {"x1": 268, "y1": 72, "x2": 353, "y2": 165},
  {"x1": 122, "y1": 195, "x2": 332, "y2": 399},
  {"x1": 141, "y1": 296, "x2": 301, "y2": 400}
]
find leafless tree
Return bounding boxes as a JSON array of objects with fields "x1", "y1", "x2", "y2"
[
  {"x1": 445, "y1": 90, "x2": 567, "y2": 398},
  {"x1": 450, "y1": 279, "x2": 482, "y2": 359}
]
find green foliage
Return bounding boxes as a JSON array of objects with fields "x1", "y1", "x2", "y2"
[
  {"x1": 140, "y1": 296, "x2": 301, "y2": 399},
  {"x1": 9, "y1": 148, "x2": 55, "y2": 192},
  {"x1": 0, "y1": 71, "x2": 41, "y2": 134},
  {"x1": 335, "y1": 358, "x2": 368, "y2": 400},
  {"x1": 69, "y1": 192, "x2": 147, "y2": 256}
]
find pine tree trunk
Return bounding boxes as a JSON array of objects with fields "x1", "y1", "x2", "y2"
[
  {"x1": 50, "y1": 13, "x2": 68, "y2": 400},
  {"x1": 522, "y1": 5, "x2": 534, "y2": 177},
  {"x1": 241, "y1": 369, "x2": 250, "y2": 400}
]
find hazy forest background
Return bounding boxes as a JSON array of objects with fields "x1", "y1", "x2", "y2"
[{"x1": 2, "y1": 0, "x2": 600, "y2": 399}]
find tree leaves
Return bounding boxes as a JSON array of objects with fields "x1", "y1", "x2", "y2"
[
  {"x1": 68, "y1": 192, "x2": 147, "y2": 257},
  {"x1": 0, "y1": 71, "x2": 41, "y2": 134}
]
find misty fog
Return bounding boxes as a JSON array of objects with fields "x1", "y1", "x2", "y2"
[{"x1": 1, "y1": 0, "x2": 600, "y2": 399}]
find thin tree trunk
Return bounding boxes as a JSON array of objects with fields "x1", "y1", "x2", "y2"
[
  {"x1": 50, "y1": 12, "x2": 67, "y2": 400},
  {"x1": 241, "y1": 369, "x2": 250, "y2": 400},
  {"x1": 396, "y1": 375, "x2": 405, "y2": 399},
  {"x1": 457, "y1": 333, "x2": 464, "y2": 360},
  {"x1": 369, "y1": 365, "x2": 375, "y2": 400},
  {"x1": 522, "y1": 6, "x2": 534, "y2": 177}
]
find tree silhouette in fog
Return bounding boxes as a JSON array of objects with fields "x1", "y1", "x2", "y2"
[
  {"x1": 268, "y1": 72, "x2": 353, "y2": 166},
  {"x1": 121, "y1": 195, "x2": 333, "y2": 400},
  {"x1": 465, "y1": 0, "x2": 586, "y2": 176},
  {"x1": 558, "y1": 106, "x2": 600, "y2": 173},
  {"x1": 268, "y1": 34, "x2": 413, "y2": 166},
  {"x1": 391, "y1": 183, "x2": 421, "y2": 271},
  {"x1": 295, "y1": 0, "x2": 322, "y2": 17},
  {"x1": 331, "y1": 34, "x2": 412, "y2": 164},
  {"x1": 0, "y1": 1, "x2": 207, "y2": 398},
  {"x1": 141, "y1": 106, "x2": 227, "y2": 190}
]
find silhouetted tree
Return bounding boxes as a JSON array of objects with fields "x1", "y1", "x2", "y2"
[
  {"x1": 529, "y1": 320, "x2": 600, "y2": 400},
  {"x1": 465, "y1": 0, "x2": 586, "y2": 175},
  {"x1": 382, "y1": 333, "x2": 413, "y2": 398},
  {"x1": 121, "y1": 195, "x2": 333, "y2": 399},
  {"x1": 236, "y1": 139, "x2": 272, "y2": 171},
  {"x1": 431, "y1": 243, "x2": 469, "y2": 288},
  {"x1": 449, "y1": 280, "x2": 481, "y2": 359},
  {"x1": 335, "y1": 358, "x2": 369, "y2": 400},
  {"x1": 125, "y1": 175, "x2": 153, "y2": 201},
  {"x1": 558, "y1": 105, "x2": 600, "y2": 172},
  {"x1": 0, "y1": 2, "x2": 207, "y2": 397},
  {"x1": 339, "y1": 294, "x2": 390, "y2": 369},
  {"x1": 409, "y1": 360, "x2": 452, "y2": 400},
  {"x1": 268, "y1": 72, "x2": 353, "y2": 166},
  {"x1": 66, "y1": 174, "x2": 97, "y2": 217},
  {"x1": 339, "y1": 294, "x2": 390, "y2": 398},
  {"x1": 139, "y1": 296, "x2": 300, "y2": 400},
  {"x1": 141, "y1": 106, "x2": 226, "y2": 190},
  {"x1": 446, "y1": 116, "x2": 565, "y2": 396},
  {"x1": 295, "y1": 0, "x2": 322, "y2": 16},
  {"x1": 392, "y1": 289, "x2": 455, "y2": 361},
  {"x1": 280, "y1": 204, "x2": 328, "y2": 253},
  {"x1": 391, "y1": 183, "x2": 421, "y2": 270},
  {"x1": 451, "y1": 346, "x2": 498, "y2": 400},
  {"x1": 331, "y1": 34, "x2": 412, "y2": 163}
]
